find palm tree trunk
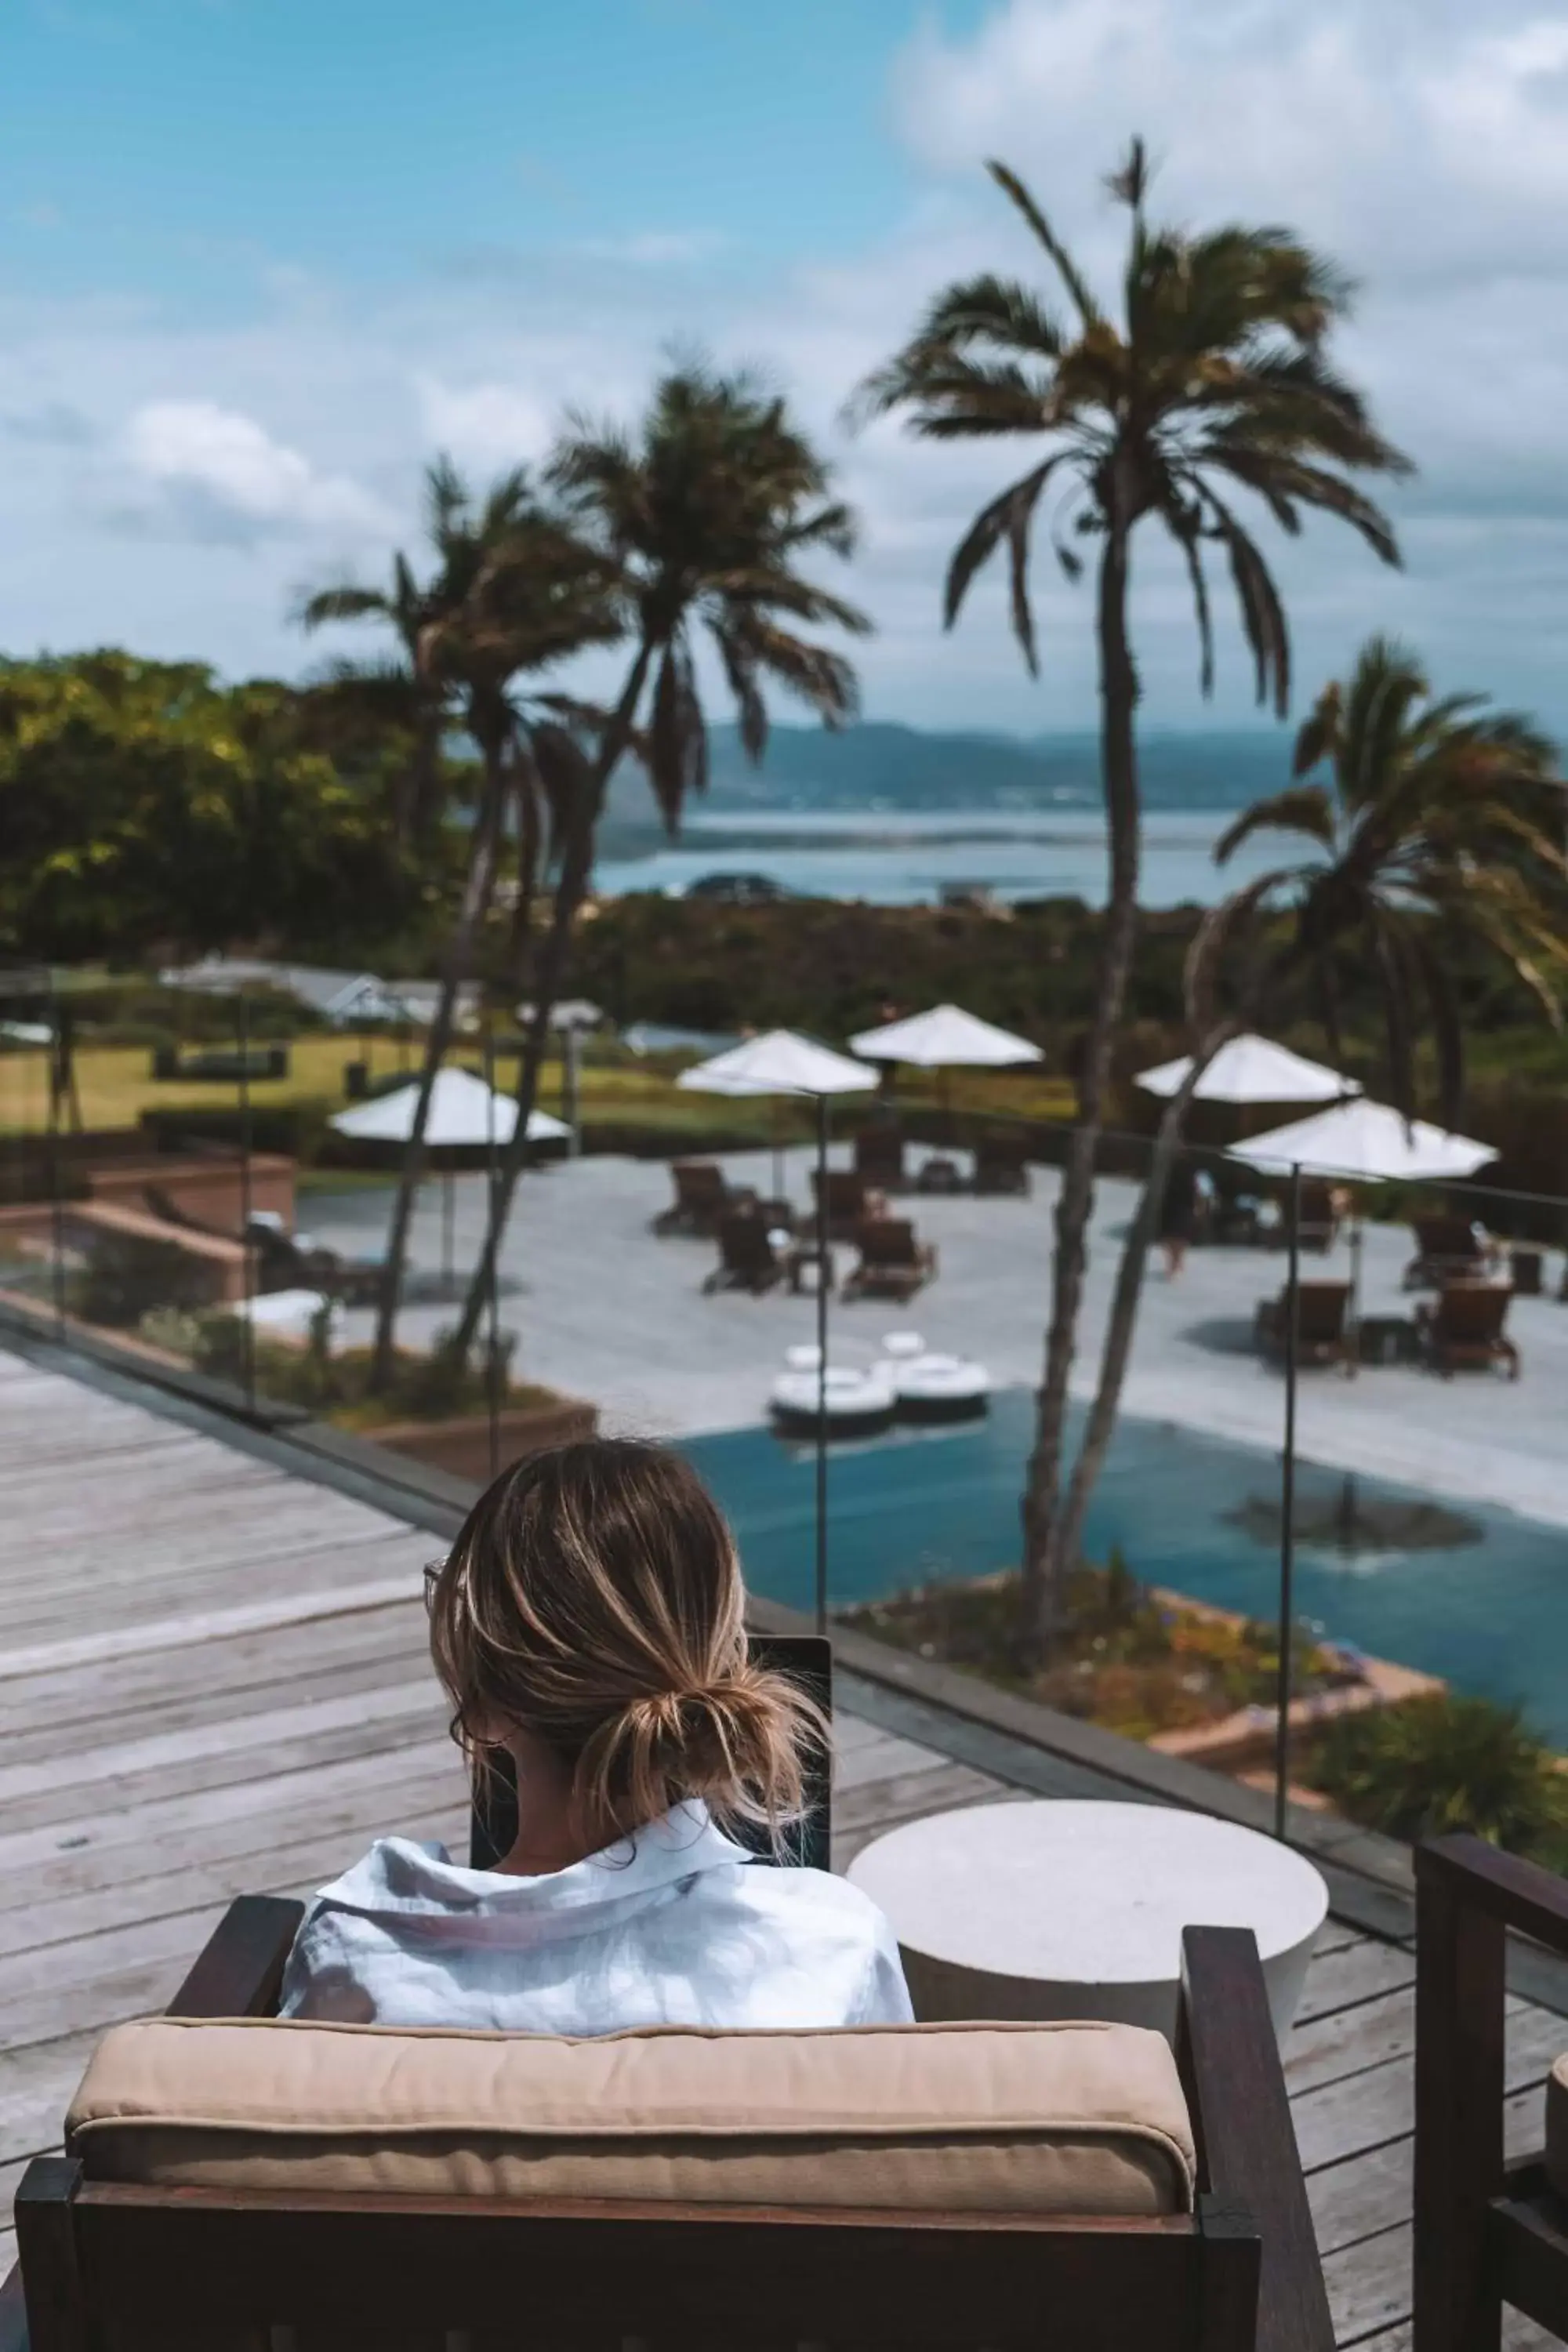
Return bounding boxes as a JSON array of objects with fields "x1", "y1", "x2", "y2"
[
  {"x1": 442, "y1": 641, "x2": 655, "y2": 1368},
  {"x1": 368, "y1": 762, "x2": 505, "y2": 1389},
  {"x1": 1021, "y1": 499, "x2": 1141, "y2": 1656},
  {"x1": 1049, "y1": 1025, "x2": 1237, "y2": 1573}
]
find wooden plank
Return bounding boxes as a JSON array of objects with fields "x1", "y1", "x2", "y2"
[
  {"x1": 1307, "y1": 2083, "x2": 1545, "y2": 2261},
  {"x1": 0, "y1": 1626, "x2": 432, "y2": 1766},
  {"x1": 0, "y1": 1757, "x2": 469, "y2": 1919},
  {"x1": 0, "y1": 2031, "x2": 110, "y2": 2166},
  {"x1": 1293, "y1": 2002, "x2": 1566, "y2": 2173},
  {"x1": 1287, "y1": 1987, "x2": 1527, "y2": 2100},
  {"x1": 0, "y1": 1742, "x2": 467, "y2": 1886},
  {"x1": 0, "y1": 1675, "x2": 444, "y2": 1812},
  {"x1": 0, "y1": 1579, "x2": 423, "y2": 1685},
  {"x1": 1324, "y1": 2222, "x2": 1410, "y2": 2345},
  {"x1": 833, "y1": 1730, "x2": 953, "y2": 1791},
  {"x1": 0, "y1": 1804, "x2": 472, "y2": 1964},
  {"x1": 0, "y1": 1598, "x2": 425, "y2": 1727},
  {"x1": 833, "y1": 1762, "x2": 1012, "y2": 1842},
  {"x1": 0, "y1": 1689, "x2": 448, "y2": 1836},
  {"x1": 1294, "y1": 1937, "x2": 1415, "y2": 2025}
]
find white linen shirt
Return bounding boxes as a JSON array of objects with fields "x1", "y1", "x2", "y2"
[{"x1": 278, "y1": 1802, "x2": 913, "y2": 2033}]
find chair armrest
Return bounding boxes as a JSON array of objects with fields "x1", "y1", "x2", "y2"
[
  {"x1": 1178, "y1": 1924, "x2": 1334, "y2": 2352},
  {"x1": 1417, "y1": 1831, "x2": 1568, "y2": 1957},
  {"x1": 165, "y1": 1894, "x2": 305, "y2": 2018}
]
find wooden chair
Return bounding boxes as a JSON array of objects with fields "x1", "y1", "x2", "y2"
[
  {"x1": 702, "y1": 1210, "x2": 787, "y2": 1296},
  {"x1": 853, "y1": 1126, "x2": 906, "y2": 1190},
  {"x1": 1416, "y1": 1282, "x2": 1520, "y2": 1378},
  {"x1": 653, "y1": 1159, "x2": 756, "y2": 1237},
  {"x1": 1254, "y1": 1280, "x2": 1356, "y2": 1374},
  {"x1": 1413, "y1": 1832, "x2": 1568, "y2": 2352},
  {"x1": 811, "y1": 1167, "x2": 877, "y2": 1240},
  {"x1": 975, "y1": 1133, "x2": 1032, "y2": 1196},
  {"x1": 3, "y1": 1915, "x2": 1332, "y2": 2352},
  {"x1": 1403, "y1": 1214, "x2": 1497, "y2": 1292},
  {"x1": 843, "y1": 1216, "x2": 937, "y2": 1303}
]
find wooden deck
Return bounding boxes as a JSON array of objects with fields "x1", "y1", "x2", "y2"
[{"x1": 1, "y1": 1342, "x2": 1563, "y2": 2350}]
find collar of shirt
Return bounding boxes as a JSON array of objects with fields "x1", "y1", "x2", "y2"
[{"x1": 311, "y1": 1802, "x2": 756, "y2": 1944}]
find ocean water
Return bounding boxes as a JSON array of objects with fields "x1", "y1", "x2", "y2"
[{"x1": 593, "y1": 808, "x2": 1290, "y2": 910}]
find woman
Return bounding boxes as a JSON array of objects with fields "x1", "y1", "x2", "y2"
[{"x1": 280, "y1": 1439, "x2": 912, "y2": 2031}]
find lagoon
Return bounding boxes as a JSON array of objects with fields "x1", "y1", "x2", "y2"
[{"x1": 593, "y1": 807, "x2": 1294, "y2": 909}]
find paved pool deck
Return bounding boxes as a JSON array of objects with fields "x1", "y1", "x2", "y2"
[{"x1": 299, "y1": 1143, "x2": 1568, "y2": 1532}]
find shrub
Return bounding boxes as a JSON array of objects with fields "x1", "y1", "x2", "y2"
[{"x1": 1309, "y1": 1692, "x2": 1568, "y2": 1864}]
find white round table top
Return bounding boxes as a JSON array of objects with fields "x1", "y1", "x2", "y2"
[{"x1": 847, "y1": 1799, "x2": 1327, "y2": 1985}]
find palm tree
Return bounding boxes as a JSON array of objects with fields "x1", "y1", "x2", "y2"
[
  {"x1": 856, "y1": 140, "x2": 1410, "y2": 1654},
  {"x1": 1215, "y1": 634, "x2": 1568, "y2": 1118},
  {"x1": 444, "y1": 361, "x2": 871, "y2": 1366},
  {"x1": 1058, "y1": 644, "x2": 1568, "y2": 1597},
  {"x1": 301, "y1": 460, "x2": 617, "y2": 1385}
]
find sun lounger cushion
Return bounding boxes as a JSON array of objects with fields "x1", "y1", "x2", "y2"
[
  {"x1": 1546, "y1": 2051, "x2": 1568, "y2": 2202},
  {"x1": 68, "y1": 2014, "x2": 1195, "y2": 2216}
]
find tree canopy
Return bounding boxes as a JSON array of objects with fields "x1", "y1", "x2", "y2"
[{"x1": 0, "y1": 650, "x2": 446, "y2": 967}]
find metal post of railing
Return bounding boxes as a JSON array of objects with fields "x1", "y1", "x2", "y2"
[
  {"x1": 1273, "y1": 1159, "x2": 1301, "y2": 1842},
  {"x1": 484, "y1": 1023, "x2": 500, "y2": 1483},
  {"x1": 45, "y1": 978, "x2": 66, "y2": 1338},
  {"x1": 236, "y1": 996, "x2": 256, "y2": 1414},
  {"x1": 814, "y1": 1089, "x2": 829, "y2": 1636}
]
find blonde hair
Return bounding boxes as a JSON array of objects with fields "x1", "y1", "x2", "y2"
[{"x1": 427, "y1": 1439, "x2": 825, "y2": 1849}]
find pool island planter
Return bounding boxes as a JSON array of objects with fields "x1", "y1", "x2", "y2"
[
  {"x1": 369, "y1": 1396, "x2": 597, "y2": 1484},
  {"x1": 1142, "y1": 1590, "x2": 1444, "y2": 1776}
]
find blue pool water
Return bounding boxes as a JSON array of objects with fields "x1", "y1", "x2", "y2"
[{"x1": 681, "y1": 1389, "x2": 1568, "y2": 1740}]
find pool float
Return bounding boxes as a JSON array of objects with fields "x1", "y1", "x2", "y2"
[
  {"x1": 879, "y1": 1349, "x2": 991, "y2": 1420},
  {"x1": 769, "y1": 1364, "x2": 897, "y2": 1435}
]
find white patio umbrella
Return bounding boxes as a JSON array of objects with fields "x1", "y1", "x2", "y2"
[
  {"x1": 331, "y1": 1069, "x2": 568, "y2": 1284},
  {"x1": 1227, "y1": 1098, "x2": 1497, "y2": 1185},
  {"x1": 679, "y1": 1031, "x2": 878, "y2": 1630},
  {"x1": 1231, "y1": 1097, "x2": 1499, "y2": 1327},
  {"x1": 1136, "y1": 1034, "x2": 1358, "y2": 1105},
  {"x1": 849, "y1": 1003, "x2": 1044, "y2": 1070},
  {"x1": 678, "y1": 1030, "x2": 878, "y2": 1203}
]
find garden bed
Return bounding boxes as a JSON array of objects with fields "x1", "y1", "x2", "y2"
[{"x1": 837, "y1": 1558, "x2": 1421, "y2": 1766}]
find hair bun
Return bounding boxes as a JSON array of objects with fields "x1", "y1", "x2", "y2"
[{"x1": 579, "y1": 1661, "x2": 826, "y2": 1846}]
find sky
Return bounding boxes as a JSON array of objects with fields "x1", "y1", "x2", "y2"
[{"x1": 4, "y1": 0, "x2": 1568, "y2": 736}]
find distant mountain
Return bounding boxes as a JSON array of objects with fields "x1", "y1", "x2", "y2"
[{"x1": 604, "y1": 720, "x2": 1289, "y2": 833}]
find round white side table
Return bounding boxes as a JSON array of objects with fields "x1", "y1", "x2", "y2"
[{"x1": 847, "y1": 1798, "x2": 1327, "y2": 2046}]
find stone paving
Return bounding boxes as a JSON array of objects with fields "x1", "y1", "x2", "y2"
[{"x1": 299, "y1": 1142, "x2": 1568, "y2": 1530}]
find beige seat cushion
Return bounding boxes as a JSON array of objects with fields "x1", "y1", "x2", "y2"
[
  {"x1": 68, "y1": 2015, "x2": 1194, "y2": 2216},
  {"x1": 1546, "y1": 2053, "x2": 1568, "y2": 2202}
]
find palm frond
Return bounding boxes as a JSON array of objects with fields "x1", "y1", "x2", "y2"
[
  {"x1": 985, "y1": 161, "x2": 1103, "y2": 327},
  {"x1": 1214, "y1": 785, "x2": 1334, "y2": 864},
  {"x1": 296, "y1": 584, "x2": 394, "y2": 631},
  {"x1": 942, "y1": 456, "x2": 1067, "y2": 669},
  {"x1": 1292, "y1": 682, "x2": 1342, "y2": 779},
  {"x1": 1204, "y1": 491, "x2": 1290, "y2": 714},
  {"x1": 1184, "y1": 866, "x2": 1294, "y2": 1034}
]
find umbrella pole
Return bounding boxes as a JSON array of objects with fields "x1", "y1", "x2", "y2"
[
  {"x1": 1274, "y1": 1160, "x2": 1301, "y2": 1843},
  {"x1": 485, "y1": 1030, "x2": 500, "y2": 1483},
  {"x1": 772, "y1": 1098, "x2": 784, "y2": 1206},
  {"x1": 815, "y1": 1090, "x2": 829, "y2": 1636}
]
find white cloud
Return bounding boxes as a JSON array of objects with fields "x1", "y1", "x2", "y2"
[
  {"x1": 118, "y1": 398, "x2": 393, "y2": 543},
  {"x1": 574, "y1": 229, "x2": 727, "y2": 266},
  {"x1": 5, "y1": 4, "x2": 1568, "y2": 734},
  {"x1": 414, "y1": 378, "x2": 554, "y2": 472}
]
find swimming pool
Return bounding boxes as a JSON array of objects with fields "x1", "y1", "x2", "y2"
[{"x1": 681, "y1": 1388, "x2": 1568, "y2": 1740}]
